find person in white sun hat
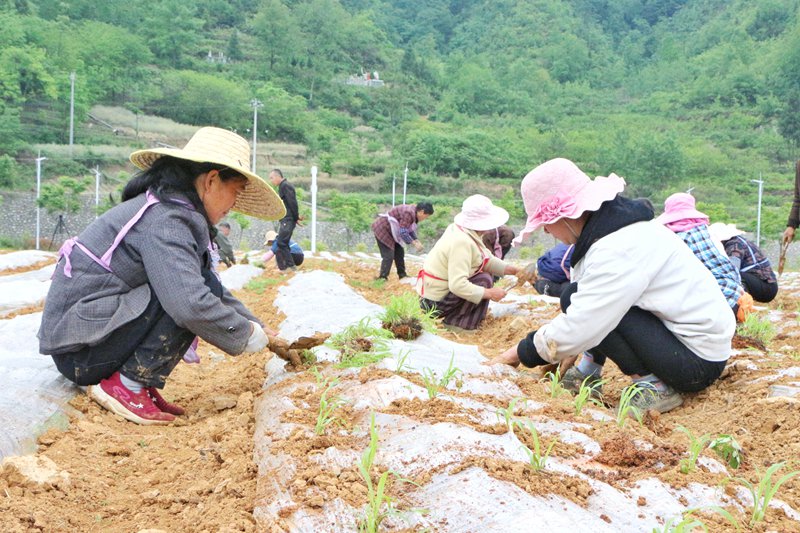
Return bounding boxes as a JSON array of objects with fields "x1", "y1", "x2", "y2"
[
  {"x1": 709, "y1": 222, "x2": 778, "y2": 303},
  {"x1": 39, "y1": 127, "x2": 285, "y2": 426},
  {"x1": 417, "y1": 194, "x2": 520, "y2": 331},
  {"x1": 486, "y1": 158, "x2": 735, "y2": 415}
]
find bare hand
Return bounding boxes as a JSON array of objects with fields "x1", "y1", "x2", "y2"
[
  {"x1": 783, "y1": 226, "x2": 795, "y2": 245},
  {"x1": 484, "y1": 287, "x2": 507, "y2": 302},
  {"x1": 558, "y1": 354, "x2": 579, "y2": 374},
  {"x1": 412, "y1": 240, "x2": 424, "y2": 252},
  {"x1": 483, "y1": 346, "x2": 520, "y2": 368},
  {"x1": 516, "y1": 263, "x2": 538, "y2": 285}
]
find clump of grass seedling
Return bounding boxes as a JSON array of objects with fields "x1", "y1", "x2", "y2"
[
  {"x1": 421, "y1": 354, "x2": 462, "y2": 399},
  {"x1": 514, "y1": 419, "x2": 556, "y2": 471},
  {"x1": 544, "y1": 367, "x2": 569, "y2": 399},
  {"x1": 496, "y1": 397, "x2": 527, "y2": 431},
  {"x1": 708, "y1": 434, "x2": 743, "y2": 469},
  {"x1": 301, "y1": 349, "x2": 317, "y2": 365},
  {"x1": 314, "y1": 382, "x2": 345, "y2": 435},
  {"x1": 737, "y1": 313, "x2": 776, "y2": 345},
  {"x1": 676, "y1": 425, "x2": 713, "y2": 474},
  {"x1": 732, "y1": 461, "x2": 800, "y2": 526},
  {"x1": 573, "y1": 376, "x2": 606, "y2": 416},
  {"x1": 653, "y1": 506, "x2": 739, "y2": 533},
  {"x1": 327, "y1": 317, "x2": 393, "y2": 368},
  {"x1": 394, "y1": 349, "x2": 412, "y2": 373},
  {"x1": 243, "y1": 277, "x2": 280, "y2": 294},
  {"x1": 357, "y1": 413, "x2": 419, "y2": 532},
  {"x1": 377, "y1": 292, "x2": 437, "y2": 340},
  {"x1": 616, "y1": 383, "x2": 650, "y2": 427}
]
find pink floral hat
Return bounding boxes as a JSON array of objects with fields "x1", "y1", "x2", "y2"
[
  {"x1": 514, "y1": 158, "x2": 625, "y2": 244},
  {"x1": 654, "y1": 192, "x2": 708, "y2": 227},
  {"x1": 453, "y1": 194, "x2": 509, "y2": 231}
]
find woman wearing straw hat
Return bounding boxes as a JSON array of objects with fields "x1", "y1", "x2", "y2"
[
  {"x1": 417, "y1": 194, "x2": 520, "y2": 331},
  {"x1": 261, "y1": 229, "x2": 304, "y2": 268},
  {"x1": 486, "y1": 158, "x2": 735, "y2": 414},
  {"x1": 709, "y1": 222, "x2": 778, "y2": 303},
  {"x1": 38, "y1": 127, "x2": 285, "y2": 425}
]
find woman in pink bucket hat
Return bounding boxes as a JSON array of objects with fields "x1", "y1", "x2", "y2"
[
  {"x1": 416, "y1": 195, "x2": 520, "y2": 331},
  {"x1": 655, "y1": 192, "x2": 746, "y2": 319},
  {"x1": 488, "y1": 158, "x2": 735, "y2": 414}
]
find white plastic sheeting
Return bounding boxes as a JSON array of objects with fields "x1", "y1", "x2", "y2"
[
  {"x1": 0, "y1": 313, "x2": 76, "y2": 459},
  {"x1": 253, "y1": 272, "x2": 746, "y2": 532}
]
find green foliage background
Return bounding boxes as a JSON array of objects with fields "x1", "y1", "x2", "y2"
[{"x1": 1, "y1": 0, "x2": 800, "y2": 241}]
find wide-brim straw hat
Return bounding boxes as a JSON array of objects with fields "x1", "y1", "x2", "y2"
[
  {"x1": 514, "y1": 158, "x2": 625, "y2": 245},
  {"x1": 263, "y1": 230, "x2": 278, "y2": 245},
  {"x1": 453, "y1": 194, "x2": 509, "y2": 231},
  {"x1": 708, "y1": 222, "x2": 745, "y2": 242},
  {"x1": 654, "y1": 192, "x2": 708, "y2": 226},
  {"x1": 130, "y1": 127, "x2": 285, "y2": 221}
]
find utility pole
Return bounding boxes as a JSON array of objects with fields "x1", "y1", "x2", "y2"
[
  {"x1": 93, "y1": 166, "x2": 101, "y2": 219},
  {"x1": 35, "y1": 152, "x2": 47, "y2": 250},
  {"x1": 250, "y1": 99, "x2": 263, "y2": 173},
  {"x1": 402, "y1": 162, "x2": 408, "y2": 205},
  {"x1": 751, "y1": 175, "x2": 764, "y2": 247},
  {"x1": 69, "y1": 72, "x2": 76, "y2": 156},
  {"x1": 311, "y1": 165, "x2": 318, "y2": 253}
]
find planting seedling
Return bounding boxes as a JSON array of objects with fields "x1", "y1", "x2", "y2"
[
  {"x1": 357, "y1": 413, "x2": 419, "y2": 532},
  {"x1": 421, "y1": 354, "x2": 462, "y2": 399},
  {"x1": 378, "y1": 292, "x2": 437, "y2": 340},
  {"x1": 515, "y1": 419, "x2": 556, "y2": 471},
  {"x1": 676, "y1": 425, "x2": 713, "y2": 474},
  {"x1": 732, "y1": 461, "x2": 800, "y2": 526},
  {"x1": 496, "y1": 397, "x2": 528, "y2": 431},
  {"x1": 315, "y1": 382, "x2": 345, "y2": 435},
  {"x1": 653, "y1": 506, "x2": 739, "y2": 533},
  {"x1": 327, "y1": 318, "x2": 393, "y2": 368},
  {"x1": 708, "y1": 434, "x2": 743, "y2": 469},
  {"x1": 394, "y1": 349, "x2": 412, "y2": 373},
  {"x1": 737, "y1": 312, "x2": 776, "y2": 345},
  {"x1": 573, "y1": 376, "x2": 606, "y2": 415},
  {"x1": 616, "y1": 383, "x2": 650, "y2": 428},
  {"x1": 544, "y1": 368, "x2": 569, "y2": 399}
]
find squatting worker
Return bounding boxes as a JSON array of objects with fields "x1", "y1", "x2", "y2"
[
  {"x1": 486, "y1": 158, "x2": 735, "y2": 414},
  {"x1": 38, "y1": 127, "x2": 285, "y2": 425},
  {"x1": 417, "y1": 195, "x2": 520, "y2": 331}
]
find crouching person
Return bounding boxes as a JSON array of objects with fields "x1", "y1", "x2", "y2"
[
  {"x1": 38, "y1": 127, "x2": 285, "y2": 425},
  {"x1": 487, "y1": 158, "x2": 735, "y2": 414},
  {"x1": 417, "y1": 195, "x2": 519, "y2": 331}
]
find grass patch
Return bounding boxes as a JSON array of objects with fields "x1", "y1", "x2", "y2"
[
  {"x1": 243, "y1": 277, "x2": 281, "y2": 294},
  {"x1": 737, "y1": 313, "x2": 776, "y2": 345}
]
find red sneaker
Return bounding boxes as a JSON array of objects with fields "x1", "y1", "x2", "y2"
[
  {"x1": 89, "y1": 372, "x2": 175, "y2": 425},
  {"x1": 147, "y1": 387, "x2": 186, "y2": 416}
]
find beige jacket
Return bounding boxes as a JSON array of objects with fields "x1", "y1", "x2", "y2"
[{"x1": 416, "y1": 224, "x2": 507, "y2": 304}]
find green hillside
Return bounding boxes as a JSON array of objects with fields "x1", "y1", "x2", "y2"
[{"x1": 1, "y1": 0, "x2": 800, "y2": 238}]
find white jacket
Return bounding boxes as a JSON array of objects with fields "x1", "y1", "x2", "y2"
[{"x1": 533, "y1": 221, "x2": 735, "y2": 363}]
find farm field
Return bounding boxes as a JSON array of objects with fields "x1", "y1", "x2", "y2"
[{"x1": 1, "y1": 250, "x2": 799, "y2": 532}]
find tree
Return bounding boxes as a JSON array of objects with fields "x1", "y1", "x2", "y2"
[{"x1": 326, "y1": 191, "x2": 373, "y2": 247}]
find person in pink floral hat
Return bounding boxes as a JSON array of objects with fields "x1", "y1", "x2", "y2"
[{"x1": 487, "y1": 158, "x2": 735, "y2": 414}]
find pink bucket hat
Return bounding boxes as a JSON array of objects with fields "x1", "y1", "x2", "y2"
[
  {"x1": 654, "y1": 193, "x2": 708, "y2": 226},
  {"x1": 453, "y1": 194, "x2": 509, "y2": 231},
  {"x1": 515, "y1": 158, "x2": 625, "y2": 244}
]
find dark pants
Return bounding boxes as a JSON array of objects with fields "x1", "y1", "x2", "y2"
[
  {"x1": 560, "y1": 283, "x2": 726, "y2": 393},
  {"x1": 275, "y1": 218, "x2": 297, "y2": 270},
  {"x1": 51, "y1": 268, "x2": 222, "y2": 389},
  {"x1": 420, "y1": 272, "x2": 493, "y2": 330},
  {"x1": 292, "y1": 253, "x2": 305, "y2": 266},
  {"x1": 534, "y1": 278, "x2": 570, "y2": 297},
  {"x1": 741, "y1": 272, "x2": 778, "y2": 303},
  {"x1": 376, "y1": 238, "x2": 406, "y2": 279}
]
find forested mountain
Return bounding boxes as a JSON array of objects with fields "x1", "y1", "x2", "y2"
[{"x1": 1, "y1": 0, "x2": 799, "y2": 236}]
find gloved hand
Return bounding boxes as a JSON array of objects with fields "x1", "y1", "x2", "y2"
[
  {"x1": 736, "y1": 292, "x2": 755, "y2": 323},
  {"x1": 244, "y1": 321, "x2": 269, "y2": 352}
]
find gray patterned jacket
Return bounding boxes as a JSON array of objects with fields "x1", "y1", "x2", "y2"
[{"x1": 38, "y1": 192, "x2": 259, "y2": 355}]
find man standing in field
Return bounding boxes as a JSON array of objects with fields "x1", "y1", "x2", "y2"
[{"x1": 270, "y1": 168, "x2": 300, "y2": 271}]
